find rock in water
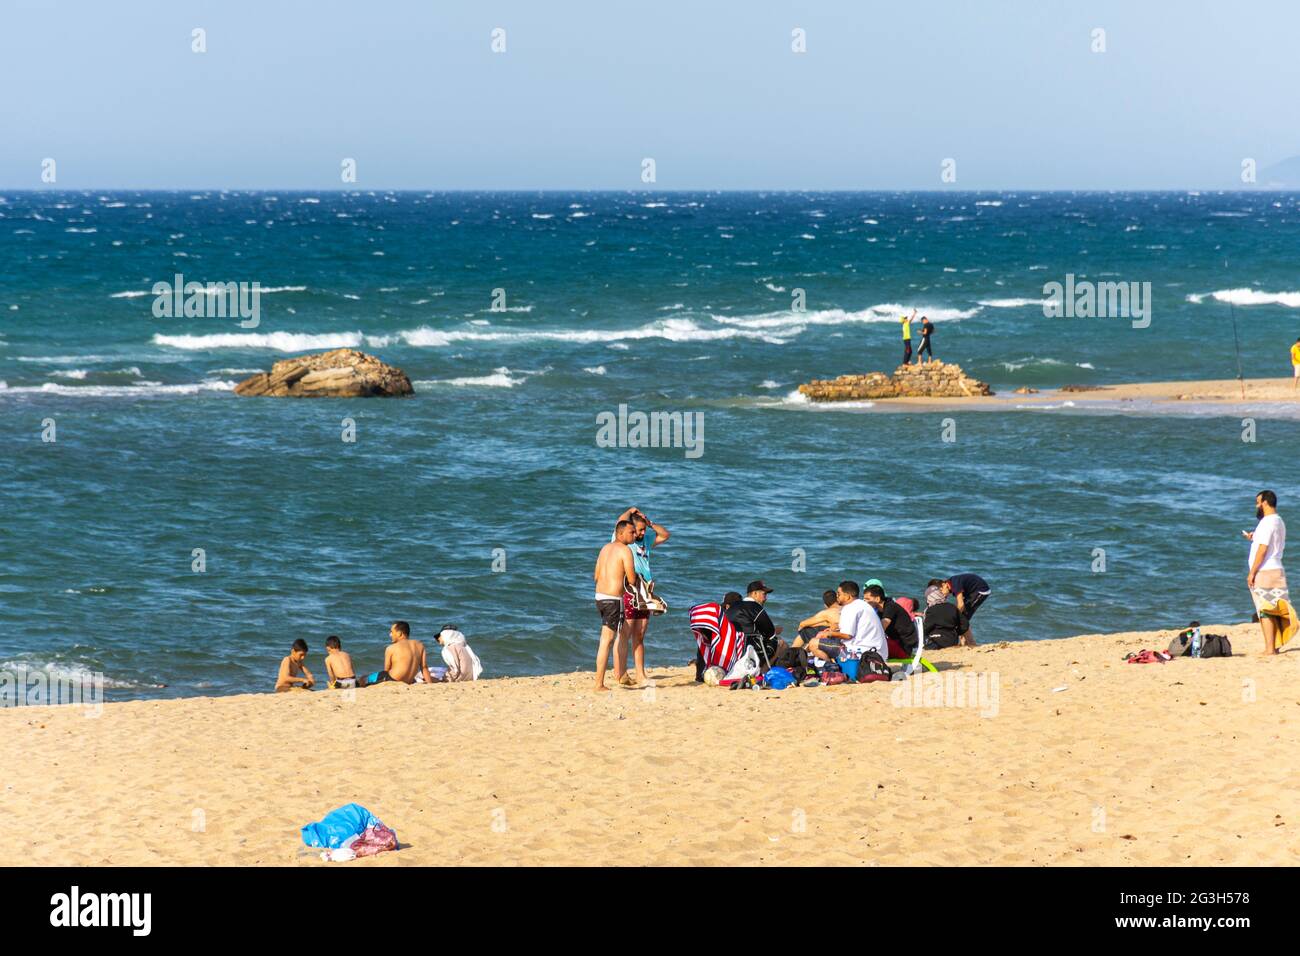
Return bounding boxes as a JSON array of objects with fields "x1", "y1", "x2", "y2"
[
  {"x1": 797, "y1": 360, "x2": 993, "y2": 401},
  {"x1": 234, "y1": 349, "x2": 414, "y2": 398}
]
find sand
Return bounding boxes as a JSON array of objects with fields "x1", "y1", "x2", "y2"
[
  {"x1": 865, "y1": 376, "x2": 1300, "y2": 411},
  {"x1": 3, "y1": 621, "x2": 1298, "y2": 866}
]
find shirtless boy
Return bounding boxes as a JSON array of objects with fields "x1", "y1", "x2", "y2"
[
  {"x1": 324, "y1": 635, "x2": 357, "y2": 689},
  {"x1": 276, "y1": 639, "x2": 315, "y2": 691},
  {"x1": 593, "y1": 520, "x2": 637, "y2": 692}
]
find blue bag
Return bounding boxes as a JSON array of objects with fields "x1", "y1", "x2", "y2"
[
  {"x1": 763, "y1": 666, "x2": 796, "y2": 690},
  {"x1": 839, "y1": 658, "x2": 860, "y2": 682},
  {"x1": 301, "y1": 803, "x2": 382, "y2": 849}
]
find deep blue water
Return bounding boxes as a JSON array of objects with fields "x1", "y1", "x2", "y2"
[{"x1": 2, "y1": 191, "x2": 1298, "y2": 699}]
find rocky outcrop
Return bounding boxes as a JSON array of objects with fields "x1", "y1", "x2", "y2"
[
  {"x1": 234, "y1": 349, "x2": 414, "y2": 398},
  {"x1": 798, "y1": 360, "x2": 993, "y2": 402}
]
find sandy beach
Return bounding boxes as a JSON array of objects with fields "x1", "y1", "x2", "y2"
[
  {"x1": 3, "y1": 621, "x2": 1297, "y2": 867},
  {"x1": 867, "y1": 376, "x2": 1300, "y2": 411}
]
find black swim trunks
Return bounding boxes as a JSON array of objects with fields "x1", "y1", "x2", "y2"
[
  {"x1": 596, "y1": 598, "x2": 623, "y2": 630},
  {"x1": 963, "y1": 590, "x2": 990, "y2": 619}
]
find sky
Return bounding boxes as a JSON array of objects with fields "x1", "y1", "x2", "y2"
[{"x1": 1, "y1": 0, "x2": 1297, "y2": 190}]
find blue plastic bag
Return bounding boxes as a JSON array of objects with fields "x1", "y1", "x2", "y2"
[
  {"x1": 301, "y1": 803, "x2": 383, "y2": 849},
  {"x1": 763, "y1": 666, "x2": 796, "y2": 690}
]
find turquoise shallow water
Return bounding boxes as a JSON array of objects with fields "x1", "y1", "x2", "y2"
[{"x1": 2, "y1": 191, "x2": 1298, "y2": 699}]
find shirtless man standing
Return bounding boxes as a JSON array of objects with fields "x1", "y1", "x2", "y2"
[
  {"x1": 381, "y1": 620, "x2": 433, "y2": 685},
  {"x1": 593, "y1": 519, "x2": 637, "y2": 692}
]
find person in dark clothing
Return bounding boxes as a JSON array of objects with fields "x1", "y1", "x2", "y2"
[
  {"x1": 917, "y1": 315, "x2": 935, "y2": 362},
  {"x1": 940, "y1": 573, "x2": 991, "y2": 645},
  {"x1": 864, "y1": 584, "x2": 917, "y2": 656},
  {"x1": 724, "y1": 579, "x2": 785, "y2": 666},
  {"x1": 920, "y1": 582, "x2": 963, "y2": 649}
]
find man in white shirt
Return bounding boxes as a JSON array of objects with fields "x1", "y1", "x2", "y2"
[
  {"x1": 806, "y1": 580, "x2": 888, "y2": 663},
  {"x1": 1245, "y1": 489, "x2": 1292, "y2": 654}
]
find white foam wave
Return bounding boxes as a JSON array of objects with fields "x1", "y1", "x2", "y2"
[
  {"x1": 0, "y1": 659, "x2": 159, "y2": 691},
  {"x1": 710, "y1": 303, "x2": 976, "y2": 332},
  {"x1": 979, "y1": 297, "x2": 1049, "y2": 308},
  {"x1": 0, "y1": 380, "x2": 236, "y2": 397},
  {"x1": 1186, "y1": 288, "x2": 1300, "y2": 308},
  {"x1": 154, "y1": 331, "x2": 363, "y2": 351},
  {"x1": 777, "y1": 389, "x2": 876, "y2": 410},
  {"x1": 373, "y1": 316, "x2": 796, "y2": 348},
  {"x1": 417, "y1": 367, "x2": 524, "y2": 388}
]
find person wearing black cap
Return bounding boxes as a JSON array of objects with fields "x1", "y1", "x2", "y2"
[{"x1": 724, "y1": 579, "x2": 784, "y2": 666}]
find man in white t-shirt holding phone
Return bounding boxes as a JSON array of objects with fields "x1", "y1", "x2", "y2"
[{"x1": 1244, "y1": 489, "x2": 1289, "y2": 654}]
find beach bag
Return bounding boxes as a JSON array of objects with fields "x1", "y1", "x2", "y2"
[
  {"x1": 351, "y1": 824, "x2": 398, "y2": 858},
  {"x1": 723, "y1": 646, "x2": 761, "y2": 683},
  {"x1": 1199, "y1": 634, "x2": 1232, "y2": 658},
  {"x1": 763, "y1": 666, "x2": 796, "y2": 690},
  {"x1": 301, "y1": 803, "x2": 384, "y2": 850},
  {"x1": 857, "y1": 650, "x2": 893, "y2": 683},
  {"x1": 821, "y1": 671, "x2": 848, "y2": 686},
  {"x1": 630, "y1": 578, "x2": 668, "y2": 615}
]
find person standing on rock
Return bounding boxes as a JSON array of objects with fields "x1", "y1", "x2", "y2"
[
  {"x1": 899, "y1": 309, "x2": 915, "y2": 366},
  {"x1": 917, "y1": 315, "x2": 935, "y2": 363}
]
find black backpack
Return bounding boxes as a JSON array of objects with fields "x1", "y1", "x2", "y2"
[
  {"x1": 1199, "y1": 634, "x2": 1232, "y2": 658},
  {"x1": 857, "y1": 650, "x2": 893, "y2": 683}
]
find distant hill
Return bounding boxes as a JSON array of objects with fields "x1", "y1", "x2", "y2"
[{"x1": 1259, "y1": 155, "x2": 1300, "y2": 187}]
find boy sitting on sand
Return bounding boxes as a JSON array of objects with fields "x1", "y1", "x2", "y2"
[
  {"x1": 324, "y1": 635, "x2": 358, "y2": 689},
  {"x1": 276, "y1": 639, "x2": 315, "y2": 691}
]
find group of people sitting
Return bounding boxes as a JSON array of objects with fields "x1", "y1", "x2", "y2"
[
  {"x1": 275, "y1": 621, "x2": 482, "y2": 692},
  {"x1": 691, "y1": 573, "x2": 991, "y2": 683}
]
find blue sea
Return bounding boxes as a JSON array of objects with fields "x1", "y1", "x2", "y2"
[{"x1": 2, "y1": 190, "x2": 1298, "y2": 699}]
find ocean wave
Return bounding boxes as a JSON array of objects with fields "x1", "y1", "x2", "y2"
[
  {"x1": 50, "y1": 366, "x2": 143, "y2": 381},
  {"x1": 416, "y1": 367, "x2": 525, "y2": 388},
  {"x1": 1186, "y1": 288, "x2": 1300, "y2": 308},
  {"x1": 114, "y1": 285, "x2": 306, "y2": 300},
  {"x1": 583, "y1": 366, "x2": 607, "y2": 375},
  {"x1": 0, "y1": 658, "x2": 161, "y2": 691},
  {"x1": 1001, "y1": 357, "x2": 1068, "y2": 372},
  {"x1": 979, "y1": 297, "x2": 1049, "y2": 309},
  {"x1": 154, "y1": 331, "x2": 363, "y2": 351},
  {"x1": 0, "y1": 380, "x2": 236, "y2": 397},
  {"x1": 710, "y1": 303, "x2": 977, "y2": 332},
  {"x1": 776, "y1": 389, "x2": 876, "y2": 410},
  {"x1": 372, "y1": 316, "x2": 797, "y2": 348}
]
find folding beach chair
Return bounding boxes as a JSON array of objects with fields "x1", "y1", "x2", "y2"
[{"x1": 690, "y1": 603, "x2": 746, "y2": 673}]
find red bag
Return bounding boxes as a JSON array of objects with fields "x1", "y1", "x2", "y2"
[{"x1": 352, "y1": 824, "x2": 397, "y2": 858}]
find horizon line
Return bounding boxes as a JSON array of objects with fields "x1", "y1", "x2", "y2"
[{"x1": 4, "y1": 186, "x2": 1300, "y2": 194}]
